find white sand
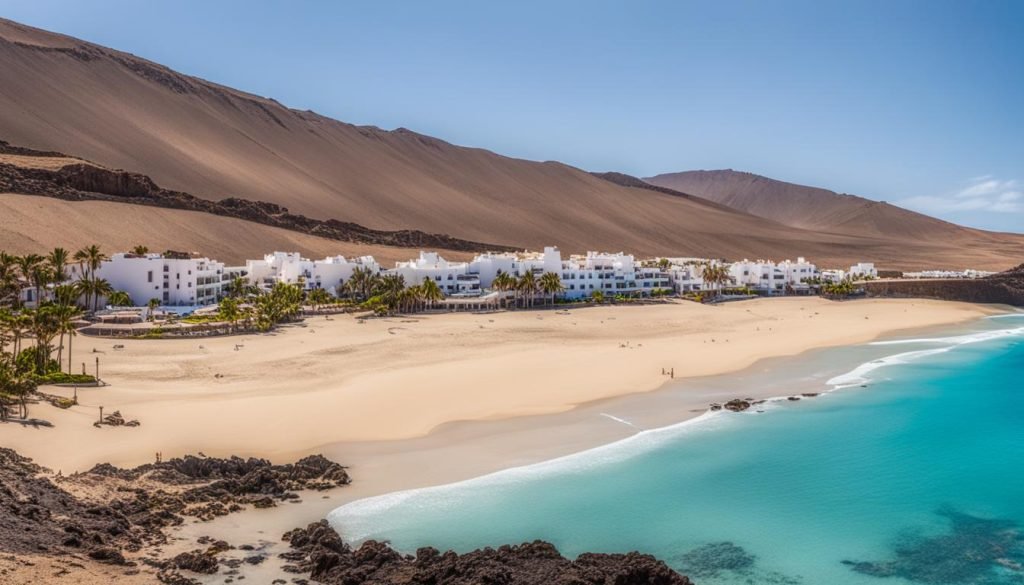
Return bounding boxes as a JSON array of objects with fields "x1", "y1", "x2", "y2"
[{"x1": 0, "y1": 297, "x2": 1002, "y2": 474}]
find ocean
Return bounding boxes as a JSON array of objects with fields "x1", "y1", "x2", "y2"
[{"x1": 330, "y1": 314, "x2": 1024, "y2": 585}]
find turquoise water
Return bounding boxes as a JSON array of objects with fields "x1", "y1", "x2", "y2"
[{"x1": 331, "y1": 315, "x2": 1024, "y2": 585}]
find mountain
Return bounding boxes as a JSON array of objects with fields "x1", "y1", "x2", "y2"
[
  {"x1": 644, "y1": 169, "x2": 1007, "y2": 241},
  {"x1": 1, "y1": 17, "x2": 1022, "y2": 271}
]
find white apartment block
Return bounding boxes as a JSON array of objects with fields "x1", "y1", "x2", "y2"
[
  {"x1": 392, "y1": 252, "x2": 480, "y2": 296},
  {"x1": 91, "y1": 252, "x2": 228, "y2": 307},
  {"x1": 849, "y1": 262, "x2": 878, "y2": 279},
  {"x1": 729, "y1": 257, "x2": 818, "y2": 294},
  {"x1": 245, "y1": 252, "x2": 379, "y2": 296},
  {"x1": 468, "y1": 247, "x2": 672, "y2": 300}
]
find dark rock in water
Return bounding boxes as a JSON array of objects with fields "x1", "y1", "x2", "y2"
[
  {"x1": 710, "y1": 403, "x2": 722, "y2": 411},
  {"x1": 724, "y1": 399, "x2": 751, "y2": 412},
  {"x1": 842, "y1": 507, "x2": 1024, "y2": 584},
  {"x1": 676, "y1": 541, "x2": 756, "y2": 578},
  {"x1": 801, "y1": 393, "x2": 819, "y2": 397},
  {"x1": 282, "y1": 520, "x2": 693, "y2": 584},
  {"x1": 787, "y1": 396, "x2": 801, "y2": 401}
]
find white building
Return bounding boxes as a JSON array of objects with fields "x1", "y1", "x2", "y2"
[
  {"x1": 849, "y1": 262, "x2": 878, "y2": 279},
  {"x1": 468, "y1": 247, "x2": 672, "y2": 300},
  {"x1": 902, "y1": 269, "x2": 994, "y2": 279},
  {"x1": 820, "y1": 269, "x2": 847, "y2": 283},
  {"x1": 729, "y1": 257, "x2": 817, "y2": 294},
  {"x1": 392, "y1": 252, "x2": 480, "y2": 296},
  {"x1": 92, "y1": 252, "x2": 228, "y2": 307},
  {"x1": 245, "y1": 252, "x2": 379, "y2": 296}
]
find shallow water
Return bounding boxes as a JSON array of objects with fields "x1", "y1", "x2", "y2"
[{"x1": 331, "y1": 315, "x2": 1024, "y2": 585}]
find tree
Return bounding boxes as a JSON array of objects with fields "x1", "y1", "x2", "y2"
[
  {"x1": 490, "y1": 271, "x2": 516, "y2": 309},
  {"x1": 217, "y1": 297, "x2": 242, "y2": 332},
  {"x1": 15, "y1": 254, "x2": 46, "y2": 307},
  {"x1": 52, "y1": 302, "x2": 82, "y2": 373},
  {"x1": 701, "y1": 264, "x2": 731, "y2": 298},
  {"x1": 107, "y1": 290, "x2": 133, "y2": 307},
  {"x1": 48, "y1": 247, "x2": 70, "y2": 283},
  {"x1": 657, "y1": 258, "x2": 671, "y2": 271},
  {"x1": 345, "y1": 266, "x2": 380, "y2": 302},
  {"x1": 591, "y1": 290, "x2": 605, "y2": 304},
  {"x1": 147, "y1": 298, "x2": 161, "y2": 321},
  {"x1": 539, "y1": 272, "x2": 565, "y2": 305},
  {"x1": 227, "y1": 276, "x2": 257, "y2": 299},
  {"x1": 419, "y1": 278, "x2": 444, "y2": 310},
  {"x1": 73, "y1": 245, "x2": 107, "y2": 310},
  {"x1": 0, "y1": 252, "x2": 21, "y2": 307},
  {"x1": 131, "y1": 245, "x2": 149, "y2": 256},
  {"x1": 91, "y1": 278, "x2": 114, "y2": 312},
  {"x1": 517, "y1": 272, "x2": 538, "y2": 308},
  {"x1": 307, "y1": 287, "x2": 332, "y2": 311}
]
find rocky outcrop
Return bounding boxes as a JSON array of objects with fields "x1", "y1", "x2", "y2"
[
  {"x1": 863, "y1": 265, "x2": 1024, "y2": 306},
  {"x1": 0, "y1": 448, "x2": 137, "y2": 559},
  {"x1": 723, "y1": 399, "x2": 751, "y2": 412},
  {"x1": 0, "y1": 140, "x2": 515, "y2": 253},
  {"x1": 281, "y1": 520, "x2": 693, "y2": 585}
]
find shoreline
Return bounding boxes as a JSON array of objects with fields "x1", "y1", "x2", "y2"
[
  {"x1": 157, "y1": 309, "x2": 1020, "y2": 580},
  {"x1": 1, "y1": 302, "x2": 1016, "y2": 584},
  {"x1": 0, "y1": 297, "x2": 1003, "y2": 476}
]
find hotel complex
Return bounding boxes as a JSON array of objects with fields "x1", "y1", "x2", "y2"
[{"x1": 17, "y1": 246, "x2": 898, "y2": 310}]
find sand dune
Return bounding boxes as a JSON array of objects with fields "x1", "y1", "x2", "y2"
[{"x1": 2, "y1": 18, "x2": 1022, "y2": 270}]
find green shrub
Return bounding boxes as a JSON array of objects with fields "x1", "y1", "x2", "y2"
[{"x1": 34, "y1": 372, "x2": 97, "y2": 385}]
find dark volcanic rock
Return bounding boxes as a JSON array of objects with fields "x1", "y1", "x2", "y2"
[
  {"x1": 723, "y1": 399, "x2": 751, "y2": 412},
  {"x1": 0, "y1": 140, "x2": 513, "y2": 253},
  {"x1": 0, "y1": 448, "x2": 137, "y2": 557},
  {"x1": 169, "y1": 548, "x2": 220, "y2": 574},
  {"x1": 281, "y1": 520, "x2": 692, "y2": 585}
]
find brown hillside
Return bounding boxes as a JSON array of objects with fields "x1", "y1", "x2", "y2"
[{"x1": 1, "y1": 18, "x2": 1022, "y2": 270}]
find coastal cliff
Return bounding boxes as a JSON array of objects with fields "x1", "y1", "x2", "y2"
[
  {"x1": 863, "y1": 265, "x2": 1024, "y2": 306},
  {"x1": 0, "y1": 448, "x2": 691, "y2": 584}
]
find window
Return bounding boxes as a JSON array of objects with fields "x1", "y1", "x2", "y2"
[{"x1": 147, "y1": 270, "x2": 153, "y2": 283}]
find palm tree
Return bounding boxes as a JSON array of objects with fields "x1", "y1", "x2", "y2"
[
  {"x1": 48, "y1": 247, "x2": 70, "y2": 283},
  {"x1": 91, "y1": 278, "x2": 114, "y2": 312},
  {"x1": 590, "y1": 290, "x2": 605, "y2": 304},
  {"x1": 52, "y1": 302, "x2": 82, "y2": 373},
  {"x1": 701, "y1": 264, "x2": 731, "y2": 298},
  {"x1": 227, "y1": 276, "x2": 257, "y2": 299},
  {"x1": 217, "y1": 297, "x2": 242, "y2": 332},
  {"x1": 147, "y1": 298, "x2": 161, "y2": 321},
  {"x1": 491, "y1": 271, "x2": 516, "y2": 309},
  {"x1": 15, "y1": 254, "x2": 46, "y2": 307},
  {"x1": 419, "y1": 278, "x2": 444, "y2": 311},
  {"x1": 345, "y1": 266, "x2": 380, "y2": 302},
  {"x1": 74, "y1": 245, "x2": 107, "y2": 309},
  {"x1": 107, "y1": 290, "x2": 132, "y2": 307},
  {"x1": 517, "y1": 272, "x2": 538, "y2": 308},
  {"x1": 539, "y1": 272, "x2": 565, "y2": 306},
  {"x1": 307, "y1": 287, "x2": 332, "y2": 311},
  {"x1": 0, "y1": 252, "x2": 21, "y2": 307},
  {"x1": 130, "y1": 245, "x2": 149, "y2": 256}
]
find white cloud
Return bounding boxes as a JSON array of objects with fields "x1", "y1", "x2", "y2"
[{"x1": 899, "y1": 176, "x2": 1024, "y2": 216}]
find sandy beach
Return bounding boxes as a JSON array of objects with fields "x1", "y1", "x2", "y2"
[{"x1": 0, "y1": 297, "x2": 1003, "y2": 475}]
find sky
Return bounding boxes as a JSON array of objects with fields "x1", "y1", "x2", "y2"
[{"x1": 2, "y1": 0, "x2": 1022, "y2": 232}]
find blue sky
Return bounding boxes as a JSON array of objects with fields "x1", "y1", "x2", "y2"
[{"x1": 3, "y1": 0, "x2": 1022, "y2": 232}]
